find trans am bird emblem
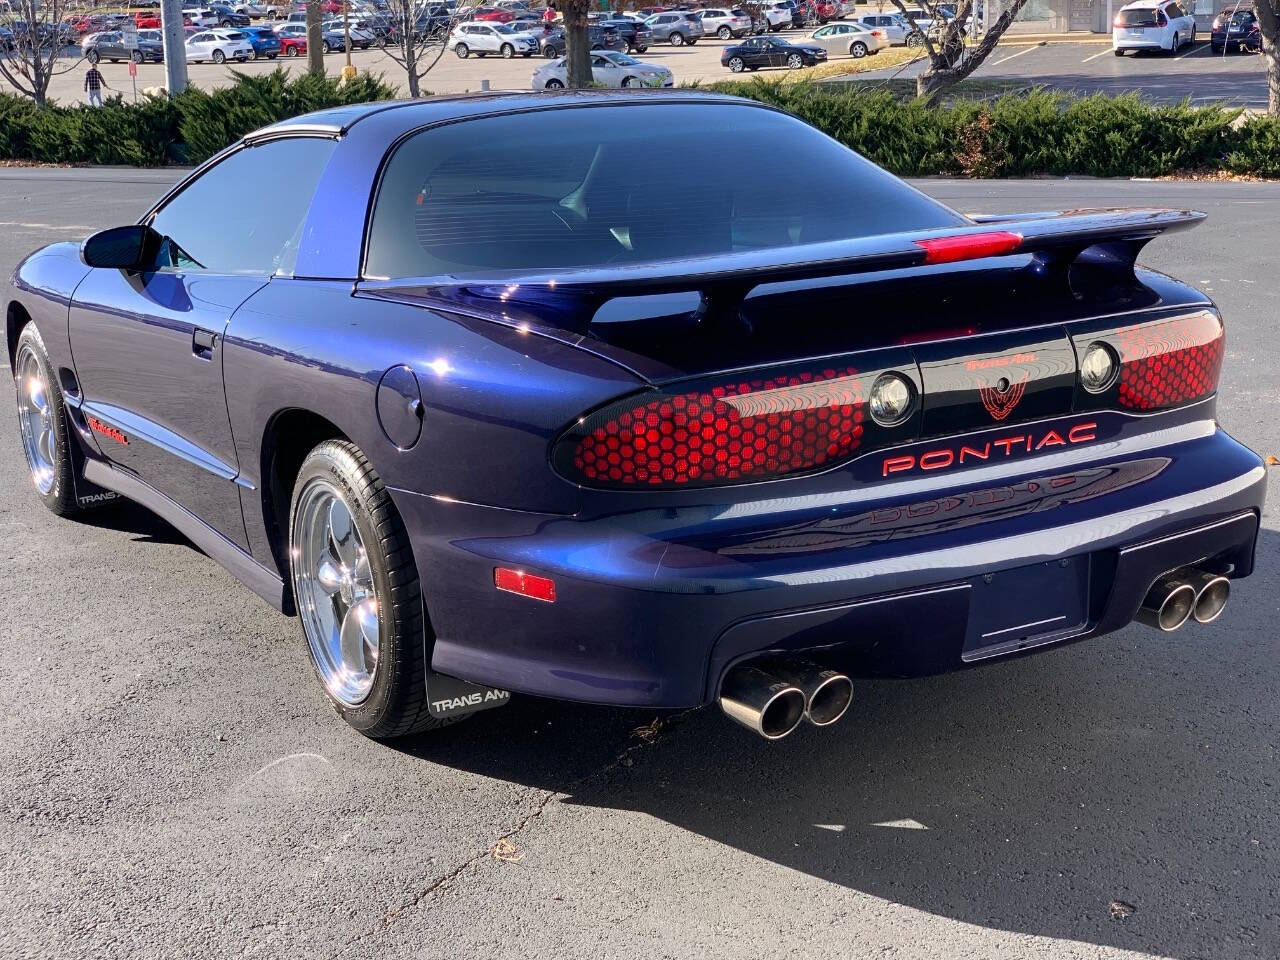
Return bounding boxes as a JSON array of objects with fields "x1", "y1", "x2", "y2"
[{"x1": 978, "y1": 372, "x2": 1029, "y2": 422}]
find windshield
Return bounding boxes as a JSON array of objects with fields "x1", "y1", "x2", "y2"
[
  {"x1": 495, "y1": 22, "x2": 520, "y2": 31},
  {"x1": 365, "y1": 103, "x2": 962, "y2": 278},
  {"x1": 604, "y1": 51, "x2": 639, "y2": 64}
]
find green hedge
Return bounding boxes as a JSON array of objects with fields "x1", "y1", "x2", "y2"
[
  {"x1": 1, "y1": 72, "x2": 1278, "y2": 178},
  {"x1": 0, "y1": 69, "x2": 396, "y2": 167}
]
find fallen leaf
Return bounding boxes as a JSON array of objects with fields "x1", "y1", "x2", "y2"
[
  {"x1": 1109, "y1": 900, "x2": 1136, "y2": 920},
  {"x1": 1265, "y1": 455, "x2": 1278, "y2": 466},
  {"x1": 632, "y1": 717, "x2": 663, "y2": 743},
  {"x1": 490, "y1": 838, "x2": 524, "y2": 863}
]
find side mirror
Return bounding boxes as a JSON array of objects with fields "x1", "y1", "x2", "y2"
[{"x1": 80, "y1": 224, "x2": 162, "y2": 271}]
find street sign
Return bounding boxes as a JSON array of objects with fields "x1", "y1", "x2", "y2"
[{"x1": 121, "y1": 20, "x2": 139, "y2": 50}]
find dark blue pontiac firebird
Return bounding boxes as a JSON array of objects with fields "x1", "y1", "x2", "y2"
[{"x1": 6, "y1": 91, "x2": 1266, "y2": 740}]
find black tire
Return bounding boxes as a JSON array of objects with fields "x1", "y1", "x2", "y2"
[
  {"x1": 321, "y1": 39, "x2": 331, "y2": 53},
  {"x1": 289, "y1": 440, "x2": 455, "y2": 739},
  {"x1": 546, "y1": 77, "x2": 564, "y2": 87},
  {"x1": 86, "y1": 48, "x2": 99, "y2": 63},
  {"x1": 1210, "y1": 43, "x2": 1221, "y2": 53},
  {"x1": 1114, "y1": 47, "x2": 1124, "y2": 55},
  {"x1": 249, "y1": 47, "x2": 259, "y2": 59},
  {"x1": 543, "y1": 43, "x2": 556, "y2": 57},
  {"x1": 687, "y1": 37, "x2": 697, "y2": 44},
  {"x1": 1168, "y1": 31, "x2": 1178, "y2": 54},
  {"x1": 786, "y1": 51, "x2": 802, "y2": 67},
  {"x1": 849, "y1": 40, "x2": 866, "y2": 57},
  {"x1": 728, "y1": 54, "x2": 744, "y2": 71},
  {"x1": 622, "y1": 74, "x2": 636, "y2": 86},
  {"x1": 13, "y1": 324, "x2": 83, "y2": 518},
  {"x1": 906, "y1": 31, "x2": 922, "y2": 47},
  {"x1": 268, "y1": 51, "x2": 277, "y2": 58},
  {"x1": 131, "y1": 49, "x2": 143, "y2": 62},
  {"x1": 455, "y1": 42, "x2": 469, "y2": 57},
  {"x1": 213, "y1": 48, "x2": 226, "y2": 62},
  {"x1": 670, "y1": 30, "x2": 685, "y2": 45},
  {"x1": 636, "y1": 45, "x2": 647, "y2": 52},
  {"x1": 500, "y1": 41, "x2": 514, "y2": 57},
  {"x1": 718, "y1": 24, "x2": 731, "y2": 38},
  {"x1": 286, "y1": 44, "x2": 298, "y2": 55}
]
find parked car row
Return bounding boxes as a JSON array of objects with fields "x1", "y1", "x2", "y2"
[{"x1": 531, "y1": 48, "x2": 673, "y2": 87}]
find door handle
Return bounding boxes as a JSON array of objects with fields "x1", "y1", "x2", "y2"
[{"x1": 192, "y1": 327, "x2": 217, "y2": 360}]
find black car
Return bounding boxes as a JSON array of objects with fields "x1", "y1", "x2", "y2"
[
  {"x1": 721, "y1": 34, "x2": 826, "y2": 71},
  {"x1": 599, "y1": 17, "x2": 652, "y2": 53},
  {"x1": 1210, "y1": 7, "x2": 1260, "y2": 52},
  {"x1": 209, "y1": 3, "x2": 251, "y2": 26},
  {"x1": 83, "y1": 30, "x2": 164, "y2": 63},
  {"x1": 539, "y1": 23, "x2": 624, "y2": 57}
]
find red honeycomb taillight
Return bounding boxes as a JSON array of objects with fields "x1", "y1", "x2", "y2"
[
  {"x1": 1112, "y1": 313, "x2": 1224, "y2": 411},
  {"x1": 558, "y1": 367, "x2": 871, "y2": 489}
]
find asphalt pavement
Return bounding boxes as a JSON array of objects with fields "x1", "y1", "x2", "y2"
[
  {"x1": 0, "y1": 169, "x2": 1277, "y2": 960},
  {"x1": 853, "y1": 39, "x2": 1270, "y2": 107}
]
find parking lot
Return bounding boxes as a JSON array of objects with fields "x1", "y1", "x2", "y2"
[
  {"x1": 0, "y1": 168, "x2": 1277, "y2": 959},
  {"x1": 28, "y1": 23, "x2": 1269, "y2": 104},
  {"x1": 854, "y1": 37, "x2": 1270, "y2": 107}
]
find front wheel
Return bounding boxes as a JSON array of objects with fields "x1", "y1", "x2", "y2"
[
  {"x1": 849, "y1": 40, "x2": 866, "y2": 57},
  {"x1": 718, "y1": 25, "x2": 731, "y2": 38},
  {"x1": 635, "y1": 45, "x2": 647, "y2": 52},
  {"x1": 213, "y1": 48, "x2": 226, "y2": 62},
  {"x1": 786, "y1": 51, "x2": 802, "y2": 68},
  {"x1": 670, "y1": 31, "x2": 685, "y2": 45},
  {"x1": 249, "y1": 47, "x2": 259, "y2": 59},
  {"x1": 906, "y1": 31, "x2": 922, "y2": 47},
  {"x1": 500, "y1": 41, "x2": 514, "y2": 57},
  {"x1": 286, "y1": 45, "x2": 298, "y2": 55},
  {"x1": 131, "y1": 49, "x2": 143, "y2": 63},
  {"x1": 13, "y1": 324, "x2": 82, "y2": 518},
  {"x1": 545, "y1": 77, "x2": 564, "y2": 87},
  {"x1": 543, "y1": 44, "x2": 556, "y2": 57},
  {"x1": 290, "y1": 440, "x2": 454, "y2": 738},
  {"x1": 86, "y1": 49, "x2": 100, "y2": 63},
  {"x1": 728, "y1": 54, "x2": 744, "y2": 71},
  {"x1": 321, "y1": 39, "x2": 331, "y2": 53}
]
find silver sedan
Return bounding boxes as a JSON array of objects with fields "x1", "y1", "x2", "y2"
[
  {"x1": 531, "y1": 50, "x2": 673, "y2": 89},
  {"x1": 806, "y1": 21, "x2": 888, "y2": 58}
]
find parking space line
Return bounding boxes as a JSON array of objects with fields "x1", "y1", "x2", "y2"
[
  {"x1": 1176, "y1": 41, "x2": 1210, "y2": 58},
  {"x1": 1082, "y1": 46, "x2": 1115, "y2": 62},
  {"x1": 991, "y1": 44, "x2": 1042, "y2": 66}
]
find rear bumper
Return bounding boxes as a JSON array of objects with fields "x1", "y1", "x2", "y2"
[{"x1": 394, "y1": 414, "x2": 1265, "y2": 709}]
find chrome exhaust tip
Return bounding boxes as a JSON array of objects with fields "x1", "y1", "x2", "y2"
[
  {"x1": 769, "y1": 660, "x2": 854, "y2": 727},
  {"x1": 719, "y1": 666, "x2": 807, "y2": 740},
  {"x1": 1188, "y1": 570, "x2": 1230, "y2": 624},
  {"x1": 1135, "y1": 575, "x2": 1197, "y2": 632}
]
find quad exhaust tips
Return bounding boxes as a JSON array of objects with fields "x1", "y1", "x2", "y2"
[
  {"x1": 1136, "y1": 569, "x2": 1231, "y2": 632},
  {"x1": 719, "y1": 661, "x2": 854, "y2": 739}
]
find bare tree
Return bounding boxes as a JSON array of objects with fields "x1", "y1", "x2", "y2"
[
  {"x1": 889, "y1": 0, "x2": 1030, "y2": 100},
  {"x1": 380, "y1": 0, "x2": 450, "y2": 97},
  {"x1": 0, "y1": 0, "x2": 84, "y2": 106},
  {"x1": 1255, "y1": 0, "x2": 1280, "y2": 113},
  {"x1": 306, "y1": 0, "x2": 324, "y2": 74},
  {"x1": 562, "y1": 0, "x2": 591, "y2": 88}
]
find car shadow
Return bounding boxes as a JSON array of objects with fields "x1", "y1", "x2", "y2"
[
  {"x1": 78, "y1": 496, "x2": 195, "y2": 548},
  {"x1": 395, "y1": 525, "x2": 1278, "y2": 958}
]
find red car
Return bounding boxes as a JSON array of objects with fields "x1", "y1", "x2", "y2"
[
  {"x1": 280, "y1": 34, "x2": 307, "y2": 55},
  {"x1": 320, "y1": 0, "x2": 343, "y2": 12},
  {"x1": 135, "y1": 12, "x2": 161, "y2": 28},
  {"x1": 470, "y1": 6, "x2": 516, "y2": 21}
]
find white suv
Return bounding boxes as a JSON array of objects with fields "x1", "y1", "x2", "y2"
[
  {"x1": 185, "y1": 27, "x2": 254, "y2": 62},
  {"x1": 699, "y1": 7, "x2": 752, "y2": 38},
  {"x1": 759, "y1": 1, "x2": 794, "y2": 30},
  {"x1": 1112, "y1": 0, "x2": 1196, "y2": 54},
  {"x1": 448, "y1": 21, "x2": 541, "y2": 57}
]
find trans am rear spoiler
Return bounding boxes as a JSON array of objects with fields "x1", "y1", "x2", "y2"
[{"x1": 363, "y1": 208, "x2": 1204, "y2": 335}]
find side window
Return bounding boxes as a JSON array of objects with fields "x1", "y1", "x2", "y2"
[{"x1": 149, "y1": 137, "x2": 336, "y2": 276}]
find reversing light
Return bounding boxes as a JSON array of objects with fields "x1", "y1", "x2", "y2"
[
  {"x1": 915, "y1": 231, "x2": 1022, "y2": 265},
  {"x1": 868, "y1": 372, "x2": 914, "y2": 427},
  {"x1": 494, "y1": 568, "x2": 557, "y2": 602},
  {"x1": 1079, "y1": 341, "x2": 1119, "y2": 394}
]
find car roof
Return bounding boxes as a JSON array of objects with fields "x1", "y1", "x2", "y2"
[{"x1": 248, "y1": 89, "x2": 747, "y2": 142}]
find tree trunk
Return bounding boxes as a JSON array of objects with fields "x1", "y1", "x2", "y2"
[
  {"x1": 564, "y1": 0, "x2": 592, "y2": 88},
  {"x1": 306, "y1": 0, "x2": 324, "y2": 75},
  {"x1": 1271, "y1": 44, "x2": 1280, "y2": 115}
]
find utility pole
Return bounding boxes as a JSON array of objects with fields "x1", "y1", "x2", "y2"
[
  {"x1": 341, "y1": 0, "x2": 355, "y2": 78},
  {"x1": 159, "y1": 0, "x2": 188, "y2": 94}
]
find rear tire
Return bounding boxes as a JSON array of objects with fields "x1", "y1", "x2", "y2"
[
  {"x1": 546, "y1": 77, "x2": 564, "y2": 87},
  {"x1": 670, "y1": 30, "x2": 685, "y2": 45},
  {"x1": 1168, "y1": 31, "x2": 1178, "y2": 53},
  {"x1": 849, "y1": 40, "x2": 866, "y2": 57},
  {"x1": 1114, "y1": 47, "x2": 1124, "y2": 55},
  {"x1": 289, "y1": 440, "x2": 458, "y2": 739},
  {"x1": 454, "y1": 42, "x2": 468, "y2": 57},
  {"x1": 213, "y1": 48, "x2": 226, "y2": 62},
  {"x1": 286, "y1": 44, "x2": 298, "y2": 55},
  {"x1": 718, "y1": 25, "x2": 731, "y2": 38},
  {"x1": 131, "y1": 49, "x2": 143, "y2": 62},
  {"x1": 728, "y1": 55, "x2": 744, "y2": 71},
  {"x1": 13, "y1": 324, "x2": 83, "y2": 519}
]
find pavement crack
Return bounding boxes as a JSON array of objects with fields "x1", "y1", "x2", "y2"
[{"x1": 338, "y1": 707, "x2": 698, "y2": 954}]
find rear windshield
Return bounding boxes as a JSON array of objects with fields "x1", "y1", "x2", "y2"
[
  {"x1": 1115, "y1": 7, "x2": 1159, "y2": 24},
  {"x1": 365, "y1": 104, "x2": 962, "y2": 279}
]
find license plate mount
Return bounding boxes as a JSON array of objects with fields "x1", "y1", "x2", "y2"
[{"x1": 962, "y1": 556, "x2": 1091, "y2": 661}]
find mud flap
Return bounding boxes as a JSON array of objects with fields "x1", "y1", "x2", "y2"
[{"x1": 424, "y1": 670, "x2": 510, "y2": 720}]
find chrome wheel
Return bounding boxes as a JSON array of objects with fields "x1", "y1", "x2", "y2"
[
  {"x1": 294, "y1": 479, "x2": 380, "y2": 707},
  {"x1": 15, "y1": 343, "x2": 56, "y2": 495}
]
